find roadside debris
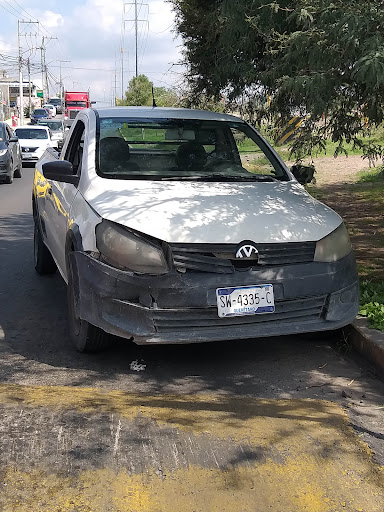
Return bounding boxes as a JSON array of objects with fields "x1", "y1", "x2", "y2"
[{"x1": 129, "y1": 360, "x2": 146, "y2": 372}]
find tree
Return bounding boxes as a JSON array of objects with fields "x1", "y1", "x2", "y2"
[
  {"x1": 119, "y1": 74, "x2": 180, "y2": 107},
  {"x1": 170, "y1": 0, "x2": 384, "y2": 160}
]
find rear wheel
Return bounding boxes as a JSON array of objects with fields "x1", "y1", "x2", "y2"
[
  {"x1": 34, "y1": 221, "x2": 57, "y2": 274},
  {"x1": 67, "y1": 256, "x2": 111, "y2": 353}
]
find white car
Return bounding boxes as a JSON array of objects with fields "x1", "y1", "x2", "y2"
[
  {"x1": 15, "y1": 126, "x2": 58, "y2": 163},
  {"x1": 32, "y1": 107, "x2": 359, "y2": 352},
  {"x1": 43, "y1": 104, "x2": 56, "y2": 117},
  {"x1": 37, "y1": 119, "x2": 67, "y2": 149}
]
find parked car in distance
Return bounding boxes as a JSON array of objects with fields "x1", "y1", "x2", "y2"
[
  {"x1": 37, "y1": 119, "x2": 67, "y2": 150},
  {"x1": 32, "y1": 107, "x2": 359, "y2": 353},
  {"x1": 43, "y1": 104, "x2": 56, "y2": 117},
  {"x1": 30, "y1": 108, "x2": 50, "y2": 124},
  {"x1": 0, "y1": 121, "x2": 22, "y2": 183},
  {"x1": 15, "y1": 125, "x2": 58, "y2": 164},
  {"x1": 48, "y1": 97, "x2": 63, "y2": 114}
]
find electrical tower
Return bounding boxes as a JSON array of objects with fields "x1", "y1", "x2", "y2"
[{"x1": 122, "y1": 0, "x2": 148, "y2": 84}]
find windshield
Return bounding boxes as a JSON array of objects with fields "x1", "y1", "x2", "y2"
[
  {"x1": 67, "y1": 101, "x2": 86, "y2": 107},
  {"x1": 15, "y1": 128, "x2": 48, "y2": 140},
  {"x1": 38, "y1": 121, "x2": 63, "y2": 130},
  {"x1": 48, "y1": 99, "x2": 61, "y2": 106},
  {"x1": 97, "y1": 117, "x2": 289, "y2": 182},
  {"x1": 33, "y1": 109, "x2": 48, "y2": 116}
]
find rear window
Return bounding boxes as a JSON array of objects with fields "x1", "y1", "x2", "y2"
[
  {"x1": 34, "y1": 109, "x2": 48, "y2": 115},
  {"x1": 97, "y1": 117, "x2": 288, "y2": 183},
  {"x1": 38, "y1": 121, "x2": 63, "y2": 130},
  {"x1": 15, "y1": 128, "x2": 48, "y2": 139}
]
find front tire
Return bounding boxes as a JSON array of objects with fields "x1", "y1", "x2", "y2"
[
  {"x1": 4, "y1": 164, "x2": 13, "y2": 184},
  {"x1": 14, "y1": 160, "x2": 22, "y2": 178},
  {"x1": 67, "y1": 257, "x2": 111, "y2": 353},
  {"x1": 34, "y1": 222, "x2": 57, "y2": 274}
]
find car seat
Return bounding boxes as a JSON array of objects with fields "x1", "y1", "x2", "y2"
[
  {"x1": 99, "y1": 137, "x2": 140, "y2": 173},
  {"x1": 175, "y1": 142, "x2": 207, "y2": 171}
]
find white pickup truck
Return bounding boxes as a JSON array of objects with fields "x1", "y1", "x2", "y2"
[{"x1": 32, "y1": 107, "x2": 359, "y2": 353}]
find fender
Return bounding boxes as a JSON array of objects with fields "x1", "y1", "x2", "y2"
[{"x1": 65, "y1": 224, "x2": 83, "y2": 254}]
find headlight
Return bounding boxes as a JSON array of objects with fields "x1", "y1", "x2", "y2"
[
  {"x1": 0, "y1": 149, "x2": 7, "y2": 157},
  {"x1": 96, "y1": 220, "x2": 168, "y2": 274},
  {"x1": 314, "y1": 223, "x2": 352, "y2": 262}
]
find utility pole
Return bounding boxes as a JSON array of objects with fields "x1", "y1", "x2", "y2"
[
  {"x1": 58, "y1": 60, "x2": 70, "y2": 99},
  {"x1": 18, "y1": 20, "x2": 39, "y2": 126},
  {"x1": 134, "y1": 0, "x2": 138, "y2": 77},
  {"x1": 121, "y1": 46, "x2": 124, "y2": 100},
  {"x1": 27, "y1": 58, "x2": 31, "y2": 116},
  {"x1": 39, "y1": 35, "x2": 57, "y2": 103},
  {"x1": 0, "y1": 88, "x2": 4, "y2": 122},
  {"x1": 18, "y1": 20, "x2": 23, "y2": 126}
]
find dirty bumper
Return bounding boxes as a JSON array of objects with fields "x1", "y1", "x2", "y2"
[{"x1": 70, "y1": 252, "x2": 359, "y2": 345}]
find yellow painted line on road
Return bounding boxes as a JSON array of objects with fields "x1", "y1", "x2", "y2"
[{"x1": 0, "y1": 383, "x2": 382, "y2": 512}]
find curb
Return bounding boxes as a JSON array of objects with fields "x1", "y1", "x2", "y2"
[{"x1": 347, "y1": 317, "x2": 384, "y2": 379}]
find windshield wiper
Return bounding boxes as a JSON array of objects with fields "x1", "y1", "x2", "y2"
[{"x1": 159, "y1": 174, "x2": 279, "y2": 182}]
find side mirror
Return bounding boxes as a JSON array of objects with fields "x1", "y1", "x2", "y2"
[
  {"x1": 91, "y1": 101, "x2": 96, "y2": 105},
  {"x1": 9, "y1": 136, "x2": 18, "y2": 143},
  {"x1": 42, "y1": 160, "x2": 79, "y2": 186},
  {"x1": 291, "y1": 164, "x2": 315, "y2": 185}
]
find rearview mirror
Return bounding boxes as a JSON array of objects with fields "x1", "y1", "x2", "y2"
[
  {"x1": 42, "y1": 160, "x2": 79, "y2": 185},
  {"x1": 291, "y1": 164, "x2": 315, "y2": 185}
]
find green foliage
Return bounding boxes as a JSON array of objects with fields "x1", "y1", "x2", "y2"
[
  {"x1": 357, "y1": 166, "x2": 384, "y2": 183},
  {"x1": 359, "y1": 280, "x2": 384, "y2": 331},
  {"x1": 170, "y1": 0, "x2": 384, "y2": 161},
  {"x1": 119, "y1": 74, "x2": 179, "y2": 107}
]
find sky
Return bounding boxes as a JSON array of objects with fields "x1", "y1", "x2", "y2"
[{"x1": 0, "y1": 0, "x2": 185, "y2": 105}]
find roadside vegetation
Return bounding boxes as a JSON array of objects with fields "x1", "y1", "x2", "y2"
[{"x1": 305, "y1": 155, "x2": 384, "y2": 331}]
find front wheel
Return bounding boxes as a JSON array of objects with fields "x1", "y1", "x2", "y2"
[
  {"x1": 4, "y1": 165, "x2": 13, "y2": 184},
  {"x1": 34, "y1": 222, "x2": 57, "y2": 274},
  {"x1": 14, "y1": 159, "x2": 22, "y2": 178},
  {"x1": 67, "y1": 258, "x2": 111, "y2": 353}
]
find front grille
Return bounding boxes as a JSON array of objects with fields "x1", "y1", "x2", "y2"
[
  {"x1": 153, "y1": 295, "x2": 327, "y2": 332},
  {"x1": 170, "y1": 242, "x2": 316, "y2": 274},
  {"x1": 22, "y1": 147, "x2": 38, "y2": 152}
]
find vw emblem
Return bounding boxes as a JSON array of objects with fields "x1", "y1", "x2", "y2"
[{"x1": 235, "y1": 242, "x2": 259, "y2": 259}]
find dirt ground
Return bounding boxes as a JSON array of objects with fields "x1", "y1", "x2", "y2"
[
  {"x1": 299, "y1": 155, "x2": 384, "y2": 280},
  {"x1": 287, "y1": 154, "x2": 372, "y2": 185}
]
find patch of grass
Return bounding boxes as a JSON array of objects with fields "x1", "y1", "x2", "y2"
[
  {"x1": 359, "y1": 280, "x2": 384, "y2": 331},
  {"x1": 357, "y1": 167, "x2": 384, "y2": 183},
  {"x1": 270, "y1": 123, "x2": 384, "y2": 160}
]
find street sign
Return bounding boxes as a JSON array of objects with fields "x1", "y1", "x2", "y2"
[{"x1": 37, "y1": 90, "x2": 43, "y2": 98}]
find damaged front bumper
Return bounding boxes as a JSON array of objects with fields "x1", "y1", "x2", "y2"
[{"x1": 69, "y1": 251, "x2": 359, "y2": 345}]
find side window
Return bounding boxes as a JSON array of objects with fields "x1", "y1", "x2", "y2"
[
  {"x1": 64, "y1": 121, "x2": 85, "y2": 177},
  {"x1": 230, "y1": 127, "x2": 278, "y2": 177},
  {"x1": 5, "y1": 125, "x2": 11, "y2": 141}
]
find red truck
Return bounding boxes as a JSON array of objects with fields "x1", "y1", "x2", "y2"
[{"x1": 64, "y1": 91, "x2": 91, "y2": 122}]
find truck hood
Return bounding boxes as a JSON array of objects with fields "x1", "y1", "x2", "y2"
[{"x1": 84, "y1": 180, "x2": 341, "y2": 244}]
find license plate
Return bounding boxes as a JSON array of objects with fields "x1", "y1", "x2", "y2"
[
  {"x1": 23, "y1": 154, "x2": 33, "y2": 159},
  {"x1": 216, "y1": 284, "x2": 275, "y2": 318}
]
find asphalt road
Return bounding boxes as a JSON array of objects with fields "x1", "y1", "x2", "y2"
[{"x1": 0, "y1": 167, "x2": 383, "y2": 511}]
